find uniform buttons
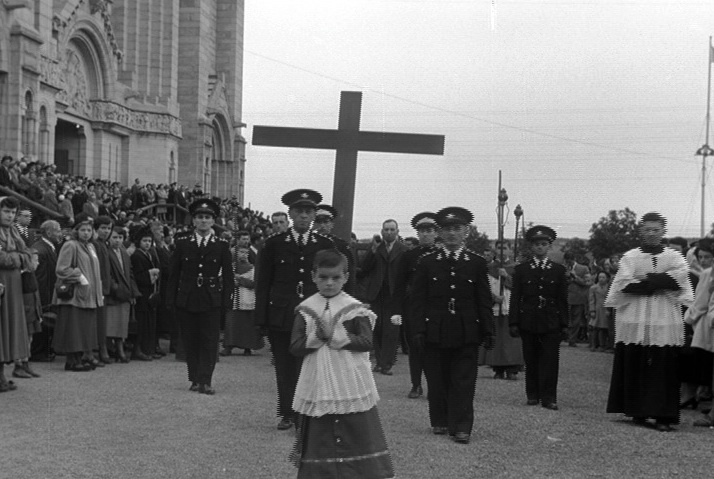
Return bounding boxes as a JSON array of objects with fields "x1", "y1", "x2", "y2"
[
  {"x1": 538, "y1": 285, "x2": 543, "y2": 289},
  {"x1": 336, "y1": 438, "x2": 342, "y2": 444},
  {"x1": 299, "y1": 268, "x2": 304, "y2": 273},
  {"x1": 335, "y1": 419, "x2": 339, "y2": 424},
  {"x1": 451, "y1": 272, "x2": 455, "y2": 276},
  {"x1": 450, "y1": 285, "x2": 456, "y2": 289},
  {"x1": 300, "y1": 257, "x2": 305, "y2": 261},
  {"x1": 198, "y1": 264, "x2": 203, "y2": 268}
]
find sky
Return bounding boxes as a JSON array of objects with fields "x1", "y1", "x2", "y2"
[{"x1": 241, "y1": 0, "x2": 714, "y2": 241}]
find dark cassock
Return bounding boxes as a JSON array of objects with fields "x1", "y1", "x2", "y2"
[
  {"x1": 508, "y1": 225, "x2": 568, "y2": 410},
  {"x1": 165, "y1": 199, "x2": 234, "y2": 395},
  {"x1": 254, "y1": 189, "x2": 334, "y2": 430},
  {"x1": 605, "y1": 212, "x2": 693, "y2": 430},
  {"x1": 411, "y1": 207, "x2": 494, "y2": 444}
]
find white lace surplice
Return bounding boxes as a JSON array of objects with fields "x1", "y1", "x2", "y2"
[
  {"x1": 293, "y1": 292, "x2": 379, "y2": 418},
  {"x1": 606, "y1": 247, "x2": 693, "y2": 347}
]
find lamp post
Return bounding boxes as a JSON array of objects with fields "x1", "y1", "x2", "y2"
[
  {"x1": 513, "y1": 204, "x2": 523, "y2": 262},
  {"x1": 698, "y1": 144, "x2": 714, "y2": 237}
]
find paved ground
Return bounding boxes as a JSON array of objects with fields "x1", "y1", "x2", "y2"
[{"x1": 2, "y1": 344, "x2": 713, "y2": 479}]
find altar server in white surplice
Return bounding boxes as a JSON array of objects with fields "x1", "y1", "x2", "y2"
[
  {"x1": 606, "y1": 212, "x2": 693, "y2": 432},
  {"x1": 289, "y1": 249, "x2": 394, "y2": 479}
]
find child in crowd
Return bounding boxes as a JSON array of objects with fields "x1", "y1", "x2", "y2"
[
  {"x1": 589, "y1": 271, "x2": 611, "y2": 351},
  {"x1": 289, "y1": 249, "x2": 394, "y2": 478}
]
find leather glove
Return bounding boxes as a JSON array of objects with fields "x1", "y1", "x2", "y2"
[
  {"x1": 482, "y1": 335, "x2": 495, "y2": 350},
  {"x1": 412, "y1": 334, "x2": 426, "y2": 354},
  {"x1": 509, "y1": 325, "x2": 520, "y2": 338}
]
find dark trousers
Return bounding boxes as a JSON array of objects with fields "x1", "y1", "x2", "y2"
[
  {"x1": 423, "y1": 344, "x2": 479, "y2": 435},
  {"x1": 268, "y1": 329, "x2": 303, "y2": 420},
  {"x1": 404, "y1": 314, "x2": 424, "y2": 388},
  {"x1": 177, "y1": 307, "x2": 220, "y2": 386},
  {"x1": 567, "y1": 304, "x2": 587, "y2": 344},
  {"x1": 372, "y1": 290, "x2": 399, "y2": 370},
  {"x1": 521, "y1": 330, "x2": 561, "y2": 404},
  {"x1": 96, "y1": 306, "x2": 107, "y2": 350},
  {"x1": 135, "y1": 308, "x2": 156, "y2": 356}
]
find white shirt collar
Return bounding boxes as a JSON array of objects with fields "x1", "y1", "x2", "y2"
[
  {"x1": 443, "y1": 246, "x2": 464, "y2": 259},
  {"x1": 195, "y1": 231, "x2": 212, "y2": 243}
]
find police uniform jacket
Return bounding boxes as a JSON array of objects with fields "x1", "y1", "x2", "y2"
[
  {"x1": 324, "y1": 232, "x2": 355, "y2": 295},
  {"x1": 254, "y1": 229, "x2": 334, "y2": 332},
  {"x1": 395, "y1": 244, "x2": 434, "y2": 309},
  {"x1": 165, "y1": 231, "x2": 233, "y2": 313},
  {"x1": 411, "y1": 248, "x2": 494, "y2": 348},
  {"x1": 508, "y1": 258, "x2": 568, "y2": 334}
]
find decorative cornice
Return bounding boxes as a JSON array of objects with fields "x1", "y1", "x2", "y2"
[{"x1": 91, "y1": 100, "x2": 182, "y2": 138}]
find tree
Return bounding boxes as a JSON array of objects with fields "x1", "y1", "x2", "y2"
[
  {"x1": 465, "y1": 225, "x2": 490, "y2": 253},
  {"x1": 560, "y1": 237, "x2": 589, "y2": 258},
  {"x1": 588, "y1": 208, "x2": 639, "y2": 260}
]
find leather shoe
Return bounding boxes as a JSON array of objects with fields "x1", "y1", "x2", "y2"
[
  {"x1": 219, "y1": 348, "x2": 232, "y2": 356},
  {"x1": 655, "y1": 422, "x2": 673, "y2": 432},
  {"x1": 189, "y1": 382, "x2": 200, "y2": 392},
  {"x1": 199, "y1": 384, "x2": 215, "y2": 395},
  {"x1": 133, "y1": 352, "x2": 153, "y2": 361},
  {"x1": 526, "y1": 399, "x2": 539, "y2": 406},
  {"x1": 372, "y1": 365, "x2": 382, "y2": 373},
  {"x1": 542, "y1": 402, "x2": 559, "y2": 411},
  {"x1": 693, "y1": 417, "x2": 714, "y2": 427},
  {"x1": 452, "y1": 432, "x2": 470, "y2": 444},
  {"x1": 408, "y1": 386, "x2": 423, "y2": 399},
  {"x1": 12, "y1": 367, "x2": 33, "y2": 379},
  {"x1": 432, "y1": 426, "x2": 448, "y2": 435},
  {"x1": 277, "y1": 418, "x2": 293, "y2": 430},
  {"x1": 380, "y1": 367, "x2": 393, "y2": 376}
]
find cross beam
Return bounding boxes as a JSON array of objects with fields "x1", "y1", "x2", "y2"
[{"x1": 252, "y1": 91, "x2": 445, "y2": 241}]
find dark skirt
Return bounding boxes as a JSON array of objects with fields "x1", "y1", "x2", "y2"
[
  {"x1": 52, "y1": 305, "x2": 98, "y2": 354},
  {"x1": 224, "y1": 310, "x2": 264, "y2": 350},
  {"x1": 106, "y1": 302, "x2": 131, "y2": 338},
  {"x1": 480, "y1": 314, "x2": 523, "y2": 367},
  {"x1": 679, "y1": 347, "x2": 714, "y2": 387},
  {"x1": 292, "y1": 407, "x2": 394, "y2": 479},
  {"x1": 606, "y1": 343, "x2": 680, "y2": 424}
]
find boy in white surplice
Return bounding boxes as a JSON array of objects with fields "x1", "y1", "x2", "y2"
[{"x1": 289, "y1": 249, "x2": 394, "y2": 478}]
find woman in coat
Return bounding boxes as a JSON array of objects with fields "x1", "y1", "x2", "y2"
[
  {"x1": 130, "y1": 226, "x2": 160, "y2": 361},
  {"x1": 105, "y1": 227, "x2": 140, "y2": 363},
  {"x1": 0, "y1": 197, "x2": 33, "y2": 391},
  {"x1": 52, "y1": 215, "x2": 104, "y2": 372}
]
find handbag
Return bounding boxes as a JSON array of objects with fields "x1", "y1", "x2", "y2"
[{"x1": 56, "y1": 280, "x2": 75, "y2": 300}]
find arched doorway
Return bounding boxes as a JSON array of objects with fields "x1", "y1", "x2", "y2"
[{"x1": 54, "y1": 119, "x2": 85, "y2": 175}]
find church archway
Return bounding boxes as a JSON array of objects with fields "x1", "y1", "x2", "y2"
[{"x1": 54, "y1": 119, "x2": 84, "y2": 175}]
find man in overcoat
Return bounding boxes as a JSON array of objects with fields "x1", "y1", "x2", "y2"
[
  {"x1": 30, "y1": 220, "x2": 63, "y2": 362},
  {"x1": 254, "y1": 189, "x2": 334, "y2": 430},
  {"x1": 411, "y1": 207, "x2": 494, "y2": 444},
  {"x1": 166, "y1": 199, "x2": 233, "y2": 395},
  {"x1": 508, "y1": 225, "x2": 568, "y2": 410},
  {"x1": 360, "y1": 219, "x2": 407, "y2": 375}
]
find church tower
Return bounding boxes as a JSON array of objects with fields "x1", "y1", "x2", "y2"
[{"x1": 0, "y1": 0, "x2": 246, "y2": 203}]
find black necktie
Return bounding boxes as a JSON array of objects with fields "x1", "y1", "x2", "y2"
[{"x1": 199, "y1": 236, "x2": 206, "y2": 248}]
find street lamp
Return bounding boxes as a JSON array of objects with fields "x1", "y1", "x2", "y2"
[{"x1": 513, "y1": 204, "x2": 523, "y2": 261}]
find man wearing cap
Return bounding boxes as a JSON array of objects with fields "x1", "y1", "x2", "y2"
[
  {"x1": 394, "y1": 212, "x2": 438, "y2": 399},
  {"x1": 361, "y1": 218, "x2": 407, "y2": 376},
  {"x1": 410, "y1": 207, "x2": 494, "y2": 444},
  {"x1": 255, "y1": 189, "x2": 334, "y2": 430},
  {"x1": 166, "y1": 198, "x2": 233, "y2": 395},
  {"x1": 508, "y1": 225, "x2": 568, "y2": 411},
  {"x1": 312, "y1": 204, "x2": 354, "y2": 294}
]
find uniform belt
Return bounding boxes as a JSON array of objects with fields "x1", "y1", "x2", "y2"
[
  {"x1": 196, "y1": 274, "x2": 221, "y2": 287},
  {"x1": 537, "y1": 296, "x2": 556, "y2": 309}
]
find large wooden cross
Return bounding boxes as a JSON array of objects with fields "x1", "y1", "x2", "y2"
[{"x1": 252, "y1": 91, "x2": 445, "y2": 241}]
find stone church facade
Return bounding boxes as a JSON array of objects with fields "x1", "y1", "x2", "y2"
[{"x1": 0, "y1": 0, "x2": 246, "y2": 201}]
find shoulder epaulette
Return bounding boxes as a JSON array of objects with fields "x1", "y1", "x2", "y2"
[
  {"x1": 174, "y1": 231, "x2": 192, "y2": 241},
  {"x1": 464, "y1": 248, "x2": 481, "y2": 258},
  {"x1": 264, "y1": 231, "x2": 288, "y2": 242}
]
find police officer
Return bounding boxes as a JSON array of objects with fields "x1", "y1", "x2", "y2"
[
  {"x1": 394, "y1": 211, "x2": 438, "y2": 399},
  {"x1": 312, "y1": 204, "x2": 355, "y2": 294},
  {"x1": 255, "y1": 189, "x2": 334, "y2": 430},
  {"x1": 508, "y1": 225, "x2": 568, "y2": 410},
  {"x1": 411, "y1": 207, "x2": 494, "y2": 444},
  {"x1": 165, "y1": 199, "x2": 233, "y2": 395}
]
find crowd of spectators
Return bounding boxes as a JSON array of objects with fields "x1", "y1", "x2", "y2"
[{"x1": 0, "y1": 155, "x2": 277, "y2": 242}]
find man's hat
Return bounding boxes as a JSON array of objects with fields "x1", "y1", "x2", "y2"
[
  {"x1": 435, "y1": 207, "x2": 473, "y2": 227},
  {"x1": 525, "y1": 225, "x2": 557, "y2": 243},
  {"x1": 315, "y1": 204, "x2": 338, "y2": 220},
  {"x1": 189, "y1": 198, "x2": 220, "y2": 218},
  {"x1": 281, "y1": 189, "x2": 322, "y2": 209},
  {"x1": 411, "y1": 211, "x2": 438, "y2": 230}
]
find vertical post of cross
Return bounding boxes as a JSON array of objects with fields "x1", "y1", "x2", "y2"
[{"x1": 332, "y1": 91, "x2": 362, "y2": 241}]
